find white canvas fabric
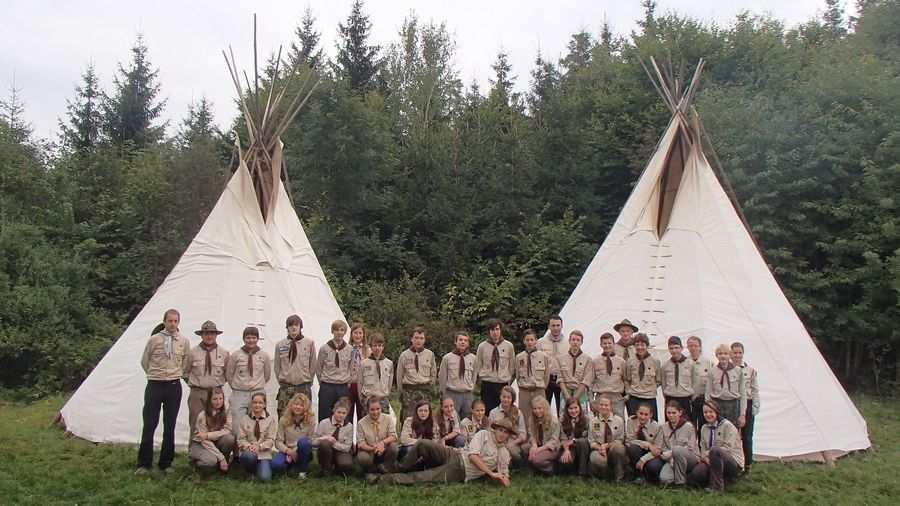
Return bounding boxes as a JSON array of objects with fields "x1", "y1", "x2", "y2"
[
  {"x1": 553, "y1": 117, "x2": 870, "y2": 460},
  {"x1": 60, "y1": 142, "x2": 345, "y2": 446}
]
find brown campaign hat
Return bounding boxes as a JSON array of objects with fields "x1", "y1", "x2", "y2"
[
  {"x1": 490, "y1": 417, "x2": 517, "y2": 435},
  {"x1": 194, "y1": 320, "x2": 224, "y2": 335},
  {"x1": 613, "y1": 318, "x2": 638, "y2": 333}
]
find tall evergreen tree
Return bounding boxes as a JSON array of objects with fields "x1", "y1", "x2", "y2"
[
  {"x1": 335, "y1": 0, "x2": 381, "y2": 92},
  {"x1": 0, "y1": 84, "x2": 31, "y2": 145},
  {"x1": 824, "y1": 0, "x2": 848, "y2": 38},
  {"x1": 289, "y1": 7, "x2": 324, "y2": 70},
  {"x1": 103, "y1": 35, "x2": 166, "y2": 148},
  {"x1": 61, "y1": 63, "x2": 104, "y2": 152},
  {"x1": 177, "y1": 97, "x2": 219, "y2": 150},
  {"x1": 488, "y1": 51, "x2": 515, "y2": 107}
]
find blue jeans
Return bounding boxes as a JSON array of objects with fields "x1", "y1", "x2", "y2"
[
  {"x1": 239, "y1": 452, "x2": 272, "y2": 481},
  {"x1": 271, "y1": 438, "x2": 313, "y2": 473}
]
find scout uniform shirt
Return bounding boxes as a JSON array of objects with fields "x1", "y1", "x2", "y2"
[
  {"x1": 461, "y1": 430, "x2": 511, "y2": 481},
  {"x1": 660, "y1": 355, "x2": 693, "y2": 397},
  {"x1": 187, "y1": 343, "x2": 229, "y2": 388},
  {"x1": 238, "y1": 412, "x2": 278, "y2": 460},
  {"x1": 528, "y1": 416, "x2": 561, "y2": 451},
  {"x1": 357, "y1": 414, "x2": 398, "y2": 447},
  {"x1": 537, "y1": 334, "x2": 567, "y2": 378},
  {"x1": 488, "y1": 407, "x2": 527, "y2": 441},
  {"x1": 475, "y1": 338, "x2": 516, "y2": 384},
  {"x1": 699, "y1": 419, "x2": 745, "y2": 469},
  {"x1": 396, "y1": 347, "x2": 437, "y2": 389},
  {"x1": 275, "y1": 418, "x2": 316, "y2": 453},
  {"x1": 624, "y1": 416, "x2": 660, "y2": 450},
  {"x1": 460, "y1": 416, "x2": 490, "y2": 446},
  {"x1": 557, "y1": 349, "x2": 592, "y2": 389},
  {"x1": 584, "y1": 352, "x2": 627, "y2": 395},
  {"x1": 193, "y1": 410, "x2": 234, "y2": 462},
  {"x1": 690, "y1": 355, "x2": 714, "y2": 398},
  {"x1": 638, "y1": 420, "x2": 698, "y2": 466},
  {"x1": 273, "y1": 335, "x2": 316, "y2": 385},
  {"x1": 316, "y1": 339, "x2": 353, "y2": 384},
  {"x1": 614, "y1": 342, "x2": 636, "y2": 362},
  {"x1": 439, "y1": 351, "x2": 477, "y2": 393},
  {"x1": 312, "y1": 417, "x2": 354, "y2": 452},
  {"x1": 588, "y1": 413, "x2": 625, "y2": 445},
  {"x1": 739, "y1": 362, "x2": 761, "y2": 416},
  {"x1": 439, "y1": 411, "x2": 462, "y2": 439},
  {"x1": 399, "y1": 417, "x2": 440, "y2": 446},
  {"x1": 358, "y1": 356, "x2": 394, "y2": 400},
  {"x1": 515, "y1": 349, "x2": 551, "y2": 389},
  {"x1": 141, "y1": 330, "x2": 191, "y2": 381},
  {"x1": 705, "y1": 363, "x2": 747, "y2": 414},
  {"x1": 625, "y1": 353, "x2": 661, "y2": 399},
  {"x1": 226, "y1": 347, "x2": 272, "y2": 391}
]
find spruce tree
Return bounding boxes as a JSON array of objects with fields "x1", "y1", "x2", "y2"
[
  {"x1": 335, "y1": 0, "x2": 381, "y2": 92},
  {"x1": 289, "y1": 7, "x2": 324, "y2": 70},
  {"x1": 61, "y1": 63, "x2": 104, "y2": 152},
  {"x1": 102, "y1": 35, "x2": 166, "y2": 148}
]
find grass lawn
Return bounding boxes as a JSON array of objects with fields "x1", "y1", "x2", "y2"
[{"x1": 1, "y1": 395, "x2": 897, "y2": 505}]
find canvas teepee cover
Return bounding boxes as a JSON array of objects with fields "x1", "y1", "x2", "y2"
[{"x1": 556, "y1": 60, "x2": 870, "y2": 461}]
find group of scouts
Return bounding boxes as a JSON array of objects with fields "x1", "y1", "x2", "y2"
[{"x1": 136, "y1": 310, "x2": 760, "y2": 493}]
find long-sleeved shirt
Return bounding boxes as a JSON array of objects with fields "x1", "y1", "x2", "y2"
[
  {"x1": 588, "y1": 413, "x2": 625, "y2": 445},
  {"x1": 537, "y1": 334, "x2": 567, "y2": 377},
  {"x1": 312, "y1": 417, "x2": 354, "y2": 453},
  {"x1": 186, "y1": 344, "x2": 229, "y2": 388},
  {"x1": 275, "y1": 418, "x2": 316, "y2": 453},
  {"x1": 399, "y1": 417, "x2": 440, "y2": 446},
  {"x1": 396, "y1": 348, "x2": 437, "y2": 390},
  {"x1": 515, "y1": 350, "x2": 551, "y2": 389},
  {"x1": 273, "y1": 336, "x2": 316, "y2": 385},
  {"x1": 358, "y1": 356, "x2": 394, "y2": 400},
  {"x1": 739, "y1": 362, "x2": 761, "y2": 416},
  {"x1": 638, "y1": 420, "x2": 698, "y2": 465},
  {"x1": 625, "y1": 353, "x2": 661, "y2": 398},
  {"x1": 226, "y1": 348, "x2": 272, "y2": 391},
  {"x1": 699, "y1": 419, "x2": 745, "y2": 469},
  {"x1": 439, "y1": 351, "x2": 477, "y2": 393},
  {"x1": 706, "y1": 363, "x2": 747, "y2": 415},
  {"x1": 624, "y1": 416, "x2": 660, "y2": 450},
  {"x1": 316, "y1": 339, "x2": 353, "y2": 384},
  {"x1": 192, "y1": 410, "x2": 233, "y2": 463},
  {"x1": 475, "y1": 339, "x2": 516, "y2": 384},
  {"x1": 560, "y1": 416, "x2": 589, "y2": 443},
  {"x1": 356, "y1": 415, "x2": 398, "y2": 447},
  {"x1": 584, "y1": 353, "x2": 627, "y2": 394},
  {"x1": 461, "y1": 430, "x2": 511, "y2": 481},
  {"x1": 556, "y1": 350, "x2": 592, "y2": 388},
  {"x1": 140, "y1": 331, "x2": 191, "y2": 381},
  {"x1": 527, "y1": 416, "x2": 561, "y2": 451},
  {"x1": 689, "y1": 356, "x2": 714, "y2": 397},
  {"x1": 660, "y1": 356, "x2": 693, "y2": 397},
  {"x1": 237, "y1": 413, "x2": 277, "y2": 460}
]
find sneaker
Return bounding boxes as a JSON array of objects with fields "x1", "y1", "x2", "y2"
[
  {"x1": 160, "y1": 467, "x2": 175, "y2": 475},
  {"x1": 134, "y1": 467, "x2": 151, "y2": 475},
  {"x1": 297, "y1": 472, "x2": 308, "y2": 480}
]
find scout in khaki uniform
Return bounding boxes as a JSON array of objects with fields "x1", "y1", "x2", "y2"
[
  {"x1": 436, "y1": 397, "x2": 466, "y2": 448},
  {"x1": 688, "y1": 400, "x2": 745, "y2": 492},
  {"x1": 399, "y1": 400, "x2": 438, "y2": 464},
  {"x1": 396, "y1": 325, "x2": 437, "y2": 424},
  {"x1": 376, "y1": 417, "x2": 515, "y2": 487},
  {"x1": 488, "y1": 386, "x2": 528, "y2": 467},
  {"x1": 537, "y1": 315, "x2": 566, "y2": 413},
  {"x1": 188, "y1": 387, "x2": 235, "y2": 473},
  {"x1": 274, "y1": 314, "x2": 316, "y2": 416},
  {"x1": 348, "y1": 322, "x2": 371, "y2": 420},
  {"x1": 237, "y1": 392, "x2": 277, "y2": 481},
  {"x1": 438, "y1": 331, "x2": 477, "y2": 420},
  {"x1": 136, "y1": 309, "x2": 191, "y2": 474},
  {"x1": 557, "y1": 330, "x2": 592, "y2": 416},
  {"x1": 613, "y1": 319, "x2": 638, "y2": 361},
  {"x1": 460, "y1": 399, "x2": 490, "y2": 447},
  {"x1": 475, "y1": 319, "x2": 516, "y2": 414},
  {"x1": 660, "y1": 336, "x2": 693, "y2": 417},
  {"x1": 523, "y1": 397, "x2": 561, "y2": 475},
  {"x1": 316, "y1": 320, "x2": 353, "y2": 422},
  {"x1": 637, "y1": 400, "x2": 699, "y2": 485},
  {"x1": 687, "y1": 336, "x2": 713, "y2": 434},
  {"x1": 186, "y1": 320, "x2": 229, "y2": 438},
  {"x1": 357, "y1": 333, "x2": 393, "y2": 414},
  {"x1": 731, "y1": 341, "x2": 760, "y2": 472},
  {"x1": 226, "y1": 326, "x2": 272, "y2": 427},
  {"x1": 705, "y1": 344, "x2": 746, "y2": 427},
  {"x1": 356, "y1": 397, "x2": 400, "y2": 475},
  {"x1": 515, "y1": 329, "x2": 551, "y2": 421},
  {"x1": 271, "y1": 393, "x2": 316, "y2": 479},
  {"x1": 625, "y1": 403, "x2": 660, "y2": 482},
  {"x1": 584, "y1": 332, "x2": 627, "y2": 420},
  {"x1": 625, "y1": 333, "x2": 660, "y2": 420},
  {"x1": 558, "y1": 397, "x2": 590, "y2": 476},
  {"x1": 587, "y1": 396, "x2": 627, "y2": 482},
  {"x1": 312, "y1": 400, "x2": 354, "y2": 476}
]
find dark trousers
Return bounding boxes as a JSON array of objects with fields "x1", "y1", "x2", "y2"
[
  {"x1": 318, "y1": 382, "x2": 349, "y2": 422},
  {"x1": 626, "y1": 442, "x2": 650, "y2": 474},
  {"x1": 626, "y1": 396, "x2": 658, "y2": 421},
  {"x1": 742, "y1": 402, "x2": 755, "y2": 467},
  {"x1": 643, "y1": 456, "x2": 665, "y2": 482},
  {"x1": 664, "y1": 395, "x2": 693, "y2": 421},
  {"x1": 137, "y1": 379, "x2": 182, "y2": 469},
  {"x1": 688, "y1": 447, "x2": 740, "y2": 490},
  {"x1": 480, "y1": 381, "x2": 506, "y2": 414},
  {"x1": 691, "y1": 396, "x2": 706, "y2": 437},
  {"x1": 545, "y1": 377, "x2": 561, "y2": 413}
]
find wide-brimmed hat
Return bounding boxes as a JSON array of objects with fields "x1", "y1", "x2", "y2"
[
  {"x1": 490, "y1": 417, "x2": 516, "y2": 435},
  {"x1": 613, "y1": 319, "x2": 638, "y2": 333},
  {"x1": 195, "y1": 320, "x2": 223, "y2": 335}
]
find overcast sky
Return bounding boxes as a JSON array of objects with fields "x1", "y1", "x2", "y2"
[{"x1": 3, "y1": 0, "x2": 848, "y2": 140}]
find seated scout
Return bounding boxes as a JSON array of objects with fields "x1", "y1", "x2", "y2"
[
  {"x1": 237, "y1": 392, "x2": 277, "y2": 481},
  {"x1": 271, "y1": 393, "x2": 315, "y2": 479},
  {"x1": 688, "y1": 399, "x2": 745, "y2": 492},
  {"x1": 356, "y1": 396, "x2": 400, "y2": 475},
  {"x1": 189, "y1": 387, "x2": 235, "y2": 474},
  {"x1": 312, "y1": 399, "x2": 355, "y2": 476},
  {"x1": 588, "y1": 396, "x2": 627, "y2": 482},
  {"x1": 558, "y1": 397, "x2": 590, "y2": 476}
]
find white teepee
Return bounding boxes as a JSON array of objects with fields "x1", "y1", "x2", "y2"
[
  {"x1": 60, "y1": 37, "x2": 342, "y2": 446},
  {"x1": 555, "y1": 60, "x2": 870, "y2": 461}
]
